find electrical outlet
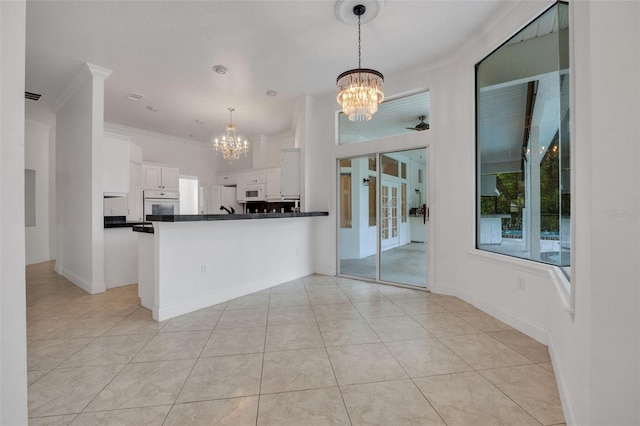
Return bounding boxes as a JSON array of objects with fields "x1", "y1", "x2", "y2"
[
  {"x1": 201, "y1": 264, "x2": 207, "y2": 275},
  {"x1": 518, "y1": 277, "x2": 526, "y2": 291}
]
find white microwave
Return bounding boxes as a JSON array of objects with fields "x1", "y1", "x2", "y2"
[{"x1": 242, "y1": 184, "x2": 265, "y2": 202}]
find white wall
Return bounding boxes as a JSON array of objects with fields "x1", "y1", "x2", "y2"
[
  {"x1": 25, "y1": 119, "x2": 52, "y2": 264},
  {"x1": 0, "y1": 1, "x2": 28, "y2": 423},
  {"x1": 55, "y1": 63, "x2": 110, "y2": 294},
  {"x1": 305, "y1": 1, "x2": 640, "y2": 424},
  {"x1": 105, "y1": 123, "x2": 218, "y2": 187}
]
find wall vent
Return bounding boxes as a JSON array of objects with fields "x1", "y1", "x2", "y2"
[
  {"x1": 126, "y1": 92, "x2": 145, "y2": 101},
  {"x1": 25, "y1": 91, "x2": 42, "y2": 102}
]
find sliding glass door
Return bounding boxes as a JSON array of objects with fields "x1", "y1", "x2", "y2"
[{"x1": 338, "y1": 148, "x2": 427, "y2": 287}]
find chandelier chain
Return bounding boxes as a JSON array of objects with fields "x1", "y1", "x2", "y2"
[{"x1": 357, "y1": 13, "x2": 361, "y2": 68}]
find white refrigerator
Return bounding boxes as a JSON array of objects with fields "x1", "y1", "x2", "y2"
[{"x1": 199, "y1": 185, "x2": 242, "y2": 214}]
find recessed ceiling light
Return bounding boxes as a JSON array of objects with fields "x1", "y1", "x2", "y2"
[
  {"x1": 213, "y1": 65, "x2": 229, "y2": 75},
  {"x1": 194, "y1": 119, "x2": 205, "y2": 124},
  {"x1": 266, "y1": 90, "x2": 277, "y2": 97},
  {"x1": 146, "y1": 106, "x2": 159, "y2": 112},
  {"x1": 127, "y1": 92, "x2": 144, "y2": 101}
]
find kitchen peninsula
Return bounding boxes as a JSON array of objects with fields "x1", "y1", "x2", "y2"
[{"x1": 134, "y1": 212, "x2": 328, "y2": 321}]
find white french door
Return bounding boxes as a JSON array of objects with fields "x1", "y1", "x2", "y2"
[{"x1": 381, "y1": 180, "x2": 400, "y2": 250}]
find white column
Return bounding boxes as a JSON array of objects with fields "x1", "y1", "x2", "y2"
[{"x1": 0, "y1": 1, "x2": 28, "y2": 423}]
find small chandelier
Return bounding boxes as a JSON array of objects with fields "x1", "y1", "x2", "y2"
[
  {"x1": 336, "y1": 4, "x2": 384, "y2": 122},
  {"x1": 212, "y1": 107, "x2": 249, "y2": 161}
]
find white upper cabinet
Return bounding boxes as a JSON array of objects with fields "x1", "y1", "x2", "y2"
[
  {"x1": 281, "y1": 148, "x2": 300, "y2": 199},
  {"x1": 142, "y1": 164, "x2": 179, "y2": 190},
  {"x1": 242, "y1": 170, "x2": 267, "y2": 185},
  {"x1": 103, "y1": 134, "x2": 130, "y2": 196}
]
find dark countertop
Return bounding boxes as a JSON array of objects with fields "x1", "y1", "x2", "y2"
[
  {"x1": 133, "y1": 212, "x2": 329, "y2": 233},
  {"x1": 146, "y1": 211, "x2": 328, "y2": 222},
  {"x1": 104, "y1": 216, "x2": 150, "y2": 228}
]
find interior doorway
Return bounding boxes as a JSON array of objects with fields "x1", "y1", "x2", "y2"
[{"x1": 338, "y1": 148, "x2": 428, "y2": 288}]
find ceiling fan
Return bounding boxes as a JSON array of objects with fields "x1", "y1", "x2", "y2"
[{"x1": 406, "y1": 115, "x2": 429, "y2": 131}]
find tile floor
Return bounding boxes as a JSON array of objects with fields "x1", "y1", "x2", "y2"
[{"x1": 26, "y1": 261, "x2": 565, "y2": 425}]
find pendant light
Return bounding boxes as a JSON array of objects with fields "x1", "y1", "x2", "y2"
[
  {"x1": 336, "y1": 4, "x2": 384, "y2": 121},
  {"x1": 212, "y1": 107, "x2": 249, "y2": 161}
]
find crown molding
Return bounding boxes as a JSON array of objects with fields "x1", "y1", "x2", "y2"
[
  {"x1": 51, "y1": 62, "x2": 113, "y2": 113},
  {"x1": 104, "y1": 122, "x2": 213, "y2": 150}
]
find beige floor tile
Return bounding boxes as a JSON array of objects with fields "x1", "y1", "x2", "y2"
[
  {"x1": 375, "y1": 285, "x2": 428, "y2": 300},
  {"x1": 261, "y1": 348, "x2": 336, "y2": 394},
  {"x1": 414, "y1": 371, "x2": 540, "y2": 426},
  {"x1": 439, "y1": 333, "x2": 532, "y2": 370},
  {"x1": 269, "y1": 280, "x2": 307, "y2": 294},
  {"x1": 386, "y1": 339, "x2": 473, "y2": 377},
  {"x1": 480, "y1": 364, "x2": 565, "y2": 425},
  {"x1": 28, "y1": 370, "x2": 51, "y2": 387},
  {"x1": 344, "y1": 291, "x2": 389, "y2": 303},
  {"x1": 133, "y1": 330, "x2": 210, "y2": 362},
  {"x1": 69, "y1": 405, "x2": 170, "y2": 425},
  {"x1": 226, "y1": 294, "x2": 270, "y2": 310},
  {"x1": 341, "y1": 379, "x2": 445, "y2": 426},
  {"x1": 201, "y1": 326, "x2": 266, "y2": 357},
  {"x1": 412, "y1": 312, "x2": 482, "y2": 337},
  {"x1": 365, "y1": 316, "x2": 433, "y2": 342},
  {"x1": 257, "y1": 387, "x2": 350, "y2": 426},
  {"x1": 488, "y1": 330, "x2": 552, "y2": 363},
  {"x1": 43, "y1": 317, "x2": 122, "y2": 339},
  {"x1": 391, "y1": 298, "x2": 448, "y2": 316},
  {"x1": 539, "y1": 361, "x2": 555, "y2": 373},
  {"x1": 318, "y1": 319, "x2": 380, "y2": 346},
  {"x1": 307, "y1": 292, "x2": 351, "y2": 305},
  {"x1": 27, "y1": 318, "x2": 73, "y2": 341},
  {"x1": 160, "y1": 308, "x2": 222, "y2": 332},
  {"x1": 85, "y1": 359, "x2": 195, "y2": 411},
  {"x1": 326, "y1": 343, "x2": 407, "y2": 386},
  {"x1": 312, "y1": 303, "x2": 363, "y2": 323},
  {"x1": 268, "y1": 292, "x2": 310, "y2": 308},
  {"x1": 352, "y1": 300, "x2": 406, "y2": 319},
  {"x1": 177, "y1": 354, "x2": 263, "y2": 402},
  {"x1": 454, "y1": 310, "x2": 513, "y2": 332},
  {"x1": 265, "y1": 323, "x2": 324, "y2": 352},
  {"x1": 59, "y1": 334, "x2": 154, "y2": 367},
  {"x1": 28, "y1": 338, "x2": 93, "y2": 370},
  {"x1": 78, "y1": 301, "x2": 139, "y2": 319},
  {"x1": 268, "y1": 305, "x2": 317, "y2": 326},
  {"x1": 429, "y1": 294, "x2": 478, "y2": 312},
  {"x1": 28, "y1": 365, "x2": 123, "y2": 417},
  {"x1": 303, "y1": 275, "x2": 338, "y2": 285},
  {"x1": 102, "y1": 315, "x2": 165, "y2": 336},
  {"x1": 215, "y1": 308, "x2": 268, "y2": 329},
  {"x1": 29, "y1": 414, "x2": 78, "y2": 425},
  {"x1": 164, "y1": 397, "x2": 258, "y2": 426}
]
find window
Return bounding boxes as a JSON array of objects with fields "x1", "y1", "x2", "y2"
[
  {"x1": 476, "y1": 1, "x2": 570, "y2": 268},
  {"x1": 340, "y1": 174, "x2": 352, "y2": 228},
  {"x1": 339, "y1": 91, "x2": 430, "y2": 145}
]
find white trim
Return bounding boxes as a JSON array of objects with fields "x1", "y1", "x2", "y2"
[
  {"x1": 548, "y1": 332, "x2": 577, "y2": 426},
  {"x1": 429, "y1": 281, "x2": 549, "y2": 345},
  {"x1": 52, "y1": 63, "x2": 112, "y2": 113},
  {"x1": 57, "y1": 266, "x2": 106, "y2": 295}
]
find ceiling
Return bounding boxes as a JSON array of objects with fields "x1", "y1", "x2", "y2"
[{"x1": 25, "y1": 0, "x2": 507, "y2": 145}]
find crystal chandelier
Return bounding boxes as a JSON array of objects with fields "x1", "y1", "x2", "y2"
[
  {"x1": 336, "y1": 4, "x2": 384, "y2": 122},
  {"x1": 212, "y1": 107, "x2": 249, "y2": 161}
]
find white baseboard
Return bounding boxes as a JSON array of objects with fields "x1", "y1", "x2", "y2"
[
  {"x1": 547, "y1": 333, "x2": 577, "y2": 426},
  {"x1": 57, "y1": 266, "x2": 106, "y2": 295},
  {"x1": 428, "y1": 282, "x2": 548, "y2": 345}
]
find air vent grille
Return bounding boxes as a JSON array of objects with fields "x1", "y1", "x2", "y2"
[
  {"x1": 25, "y1": 92, "x2": 42, "y2": 102},
  {"x1": 126, "y1": 92, "x2": 145, "y2": 101}
]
